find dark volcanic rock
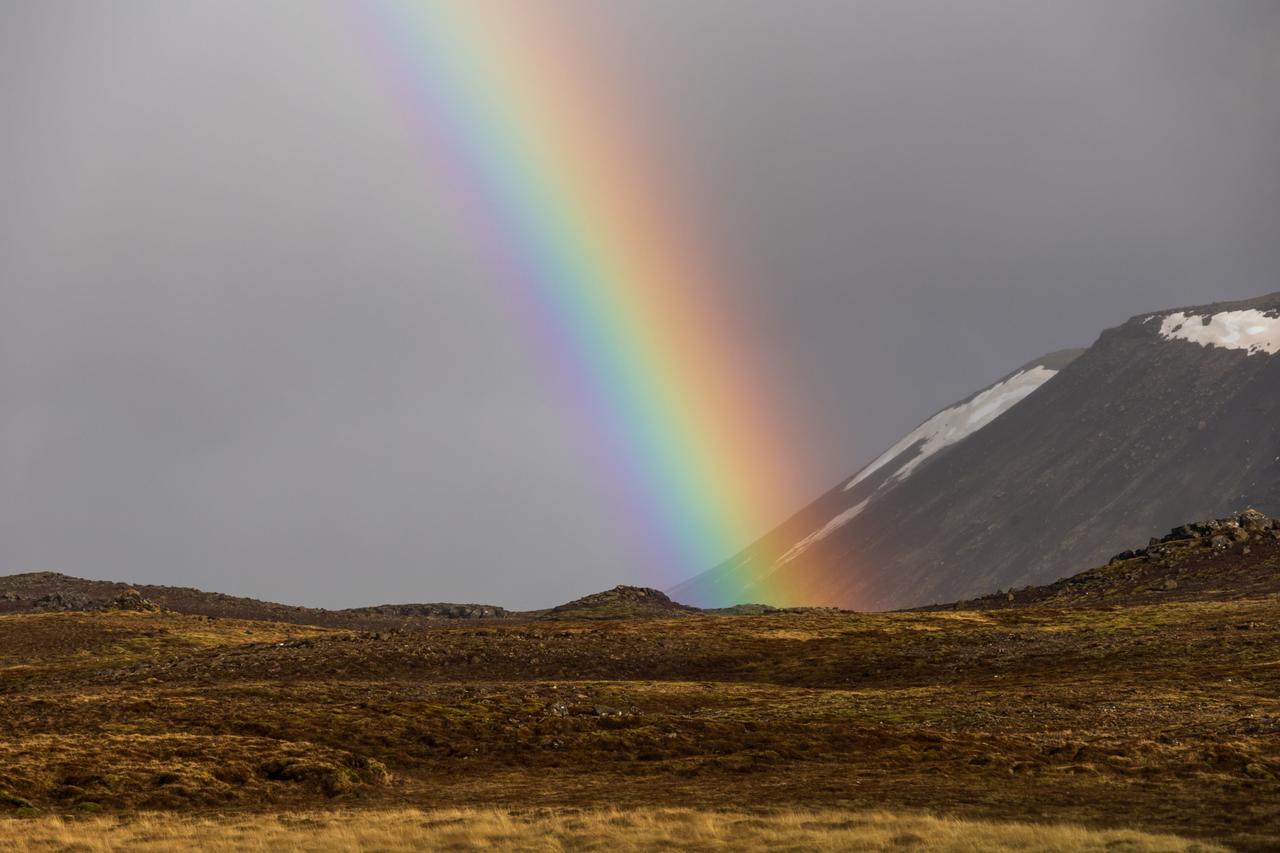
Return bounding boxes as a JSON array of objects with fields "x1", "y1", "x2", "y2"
[
  {"x1": 31, "y1": 592, "x2": 95, "y2": 612},
  {"x1": 22, "y1": 586, "x2": 162, "y2": 613},
  {"x1": 102, "y1": 589, "x2": 162, "y2": 612}
]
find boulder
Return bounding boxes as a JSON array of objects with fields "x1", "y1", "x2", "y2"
[{"x1": 32, "y1": 592, "x2": 95, "y2": 612}]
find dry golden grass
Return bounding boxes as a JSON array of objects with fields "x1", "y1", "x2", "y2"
[{"x1": 0, "y1": 807, "x2": 1226, "y2": 852}]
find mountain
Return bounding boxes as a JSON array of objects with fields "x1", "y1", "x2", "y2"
[{"x1": 673, "y1": 292, "x2": 1280, "y2": 610}]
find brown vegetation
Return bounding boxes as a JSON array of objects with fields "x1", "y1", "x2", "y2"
[{"x1": 0, "y1": 595, "x2": 1276, "y2": 848}]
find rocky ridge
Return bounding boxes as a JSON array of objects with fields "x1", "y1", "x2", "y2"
[
  {"x1": 4, "y1": 587, "x2": 164, "y2": 614},
  {"x1": 933, "y1": 509, "x2": 1280, "y2": 609}
]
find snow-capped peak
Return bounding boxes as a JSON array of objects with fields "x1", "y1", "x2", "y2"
[{"x1": 1158, "y1": 310, "x2": 1280, "y2": 356}]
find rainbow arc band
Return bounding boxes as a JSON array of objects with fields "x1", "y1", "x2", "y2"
[{"x1": 349, "y1": 1, "x2": 813, "y2": 605}]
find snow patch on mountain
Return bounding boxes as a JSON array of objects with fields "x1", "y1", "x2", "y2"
[
  {"x1": 777, "y1": 365, "x2": 1061, "y2": 567},
  {"x1": 777, "y1": 499, "x2": 870, "y2": 565},
  {"x1": 844, "y1": 366, "x2": 1059, "y2": 493},
  {"x1": 1159, "y1": 310, "x2": 1280, "y2": 356}
]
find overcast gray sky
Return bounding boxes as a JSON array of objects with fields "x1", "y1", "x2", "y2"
[{"x1": 2, "y1": 1, "x2": 1278, "y2": 608}]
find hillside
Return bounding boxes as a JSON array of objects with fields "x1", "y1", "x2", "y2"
[{"x1": 676, "y1": 292, "x2": 1280, "y2": 610}]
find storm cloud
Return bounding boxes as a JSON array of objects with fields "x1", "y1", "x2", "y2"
[{"x1": 2, "y1": 1, "x2": 1277, "y2": 607}]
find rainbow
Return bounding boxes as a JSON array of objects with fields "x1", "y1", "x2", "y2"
[{"x1": 345, "y1": 1, "x2": 814, "y2": 605}]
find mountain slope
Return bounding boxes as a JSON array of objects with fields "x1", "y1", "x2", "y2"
[{"x1": 675, "y1": 292, "x2": 1280, "y2": 610}]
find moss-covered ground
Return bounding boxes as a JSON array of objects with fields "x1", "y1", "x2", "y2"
[{"x1": 0, "y1": 597, "x2": 1276, "y2": 849}]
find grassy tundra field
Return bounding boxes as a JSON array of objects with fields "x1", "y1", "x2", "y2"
[{"x1": 0, "y1": 581, "x2": 1277, "y2": 850}]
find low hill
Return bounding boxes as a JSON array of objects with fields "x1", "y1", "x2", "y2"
[
  {"x1": 0, "y1": 572, "x2": 509, "y2": 629},
  {"x1": 536, "y1": 585, "x2": 699, "y2": 620}
]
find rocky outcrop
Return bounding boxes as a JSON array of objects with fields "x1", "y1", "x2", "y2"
[
  {"x1": 30, "y1": 592, "x2": 96, "y2": 612},
  {"x1": 931, "y1": 509, "x2": 1280, "y2": 610},
  {"x1": 102, "y1": 589, "x2": 162, "y2": 612}
]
